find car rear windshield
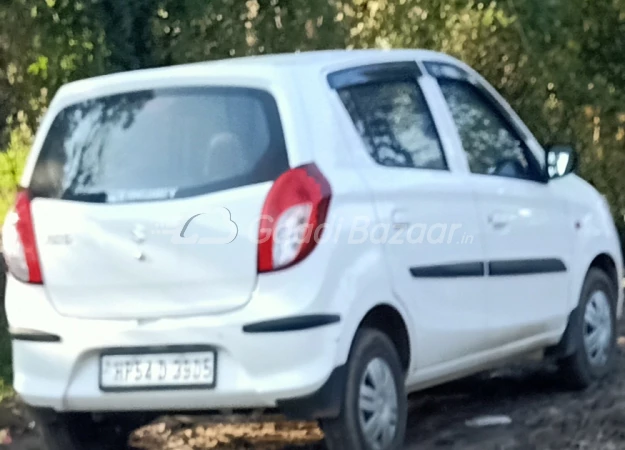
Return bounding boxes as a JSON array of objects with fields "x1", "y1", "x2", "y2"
[{"x1": 29, "y1": 87, "x2": 290, "y2": 203}]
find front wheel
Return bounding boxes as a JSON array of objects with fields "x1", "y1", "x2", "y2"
[
  {"x1": 558, "y1": 268, "x2": 617, "y2": 389},
  {"x1": 320, "y1": 329, "x2": 407, "y2": 450}
]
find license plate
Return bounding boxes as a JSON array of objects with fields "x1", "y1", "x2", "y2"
[{"x1": 99, "y1": 349, "x2": 216, "y2": 391}]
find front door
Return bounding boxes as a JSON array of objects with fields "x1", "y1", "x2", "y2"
[{"x1": 430, "y1": 63, "x2": 573, "y2": 347}]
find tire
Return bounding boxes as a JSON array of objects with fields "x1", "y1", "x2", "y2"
[
  {"x1": 558, "y1": 268, "x2": 617, "y2": 389},
  {"x1": 320, "y1": 328, "x2": 407, "y2": 450},
  {"x1": 28, "y1": 407, "x2": 136, "y2": 450}
]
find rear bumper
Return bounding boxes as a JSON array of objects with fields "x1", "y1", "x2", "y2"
[{"x1": 6, "y1": 276, "x2": 344, "y2": 416}]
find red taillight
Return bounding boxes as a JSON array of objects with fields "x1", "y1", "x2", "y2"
[
  {"x1": 258, "y1": 163, "x2": 331, "y2": 273},
  {"x1": 2, "y1": 189, "x2": 42, "y2": 284}
]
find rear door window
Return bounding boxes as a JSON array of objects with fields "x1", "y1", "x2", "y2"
[
  {"x1": 30, "y1": 87, "x2": 290, "y2": 202},
  {"x1": 338, "y1": 81, "x2": 447, "y2": 170}
]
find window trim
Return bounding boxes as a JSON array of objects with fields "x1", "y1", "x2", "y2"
[
  {"x1": 327, "y1": 61, "x2": 423, "y2": 90},
  {"x1": 424, "y1": 61, "x2": 548, "y2": 184},
  {"x1": 327, "y1": 62, "x2": 449, "y2": 172}
]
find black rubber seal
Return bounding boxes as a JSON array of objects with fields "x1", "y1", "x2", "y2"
[
  {"x1": 9, "y1": 328, "x2": 61, "y2": 343},
  {"x1": 489, "y1": 258, "x2": 567, "y2": 276},
  {"x1": 242, "y1": 315, "x2": 340, "y2": 333},
  {"x1": 410, "y1": 262, "x2": 485, "y2": 278}
]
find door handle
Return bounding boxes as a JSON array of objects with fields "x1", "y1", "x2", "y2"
[{"x1": 487, "y1": 212, "x2": 513, "y2": 229}]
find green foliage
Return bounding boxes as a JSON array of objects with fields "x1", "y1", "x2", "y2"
[
  {"x1": 0, "y1": 0, "x2": 625, "y2": 237},
  {"x1": 0, "y1": 119, "x2": 31, "y2": 222}
]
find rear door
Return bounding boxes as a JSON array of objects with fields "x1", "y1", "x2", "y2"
[
  {"x1": 330, "y1": 62, "x2": 490, "y2": 368},
  {"x1": 27, "y1": 86, "x2": 290, "y2": 319}
]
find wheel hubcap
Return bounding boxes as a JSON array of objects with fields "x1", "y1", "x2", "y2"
[
  {"x1": 583, "y1": 290, "x2": 613, "y2": 367},
  {"x1": 358, "y1": 358, "x2": 398, "y2": 450}
]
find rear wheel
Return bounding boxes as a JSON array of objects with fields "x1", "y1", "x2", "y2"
[
  {"x1": 320, "y1": 329, "x2": 407, "y2": 450},
  {"x1": 558, "y1": 268, "x2": 617, "y2": 389}
]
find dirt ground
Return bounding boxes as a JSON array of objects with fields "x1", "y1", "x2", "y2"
[{"x1": 4, "y1": 321, "x2": 625, "y2": 450}]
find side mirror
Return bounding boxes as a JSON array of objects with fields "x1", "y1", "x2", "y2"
[{"x1": 546, "y1": 144, "x2": 577, "y2": 180}]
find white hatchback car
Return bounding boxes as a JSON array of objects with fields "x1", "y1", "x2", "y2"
[{"x1": 3, "y1": 49, "x2": 623, "y2": 450}]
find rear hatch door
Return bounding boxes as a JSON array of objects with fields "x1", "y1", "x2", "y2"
[{"x1": 28, "y1": 86, "x2": 289, "y2": 319}]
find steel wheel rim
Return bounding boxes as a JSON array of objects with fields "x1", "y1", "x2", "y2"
[
  {"x1": 358, "y1": 357, "x2": 398, "y2": 450},
  {"x1": 583, "y1": 290, "x2": 613, "y2": 367}
]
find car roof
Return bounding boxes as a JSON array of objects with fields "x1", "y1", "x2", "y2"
[
  {"x1": 52, "y1": 49, "x2": 461, "y2": 103},
  {"x1": 205, "y1": 48, "x2": 455, "y2": 67}
]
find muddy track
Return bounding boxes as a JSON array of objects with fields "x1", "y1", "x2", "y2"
[{"x1": 4, "y1": 320, "x2": 625, "y2": 450}]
